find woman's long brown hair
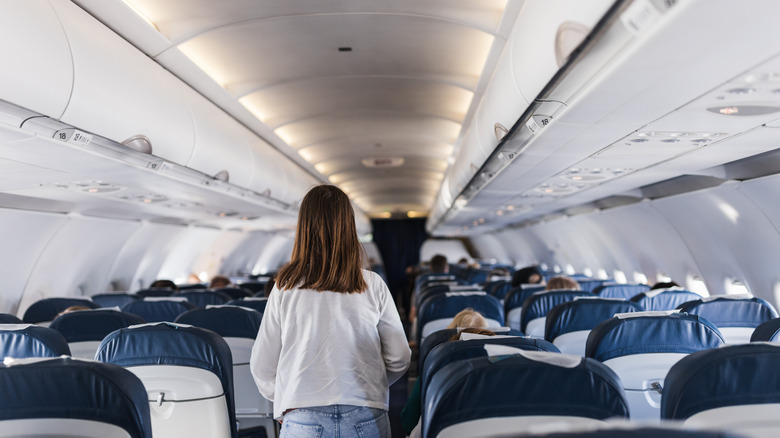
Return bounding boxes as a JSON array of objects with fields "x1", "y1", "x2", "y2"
[{"x1": 275, "y1": 185, "x2": 367, "y2": 293}]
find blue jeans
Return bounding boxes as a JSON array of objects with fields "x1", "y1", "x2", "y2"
[{"x1": 280, "y1": 405, "x2": 390, "y2": 438}]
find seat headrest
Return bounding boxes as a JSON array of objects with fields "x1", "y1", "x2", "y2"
[
  {"x1": 175, "y1": 290, "x2": 231, "y2": 307},
  {"x1": 593, "y1": 283, "x2": 651, "y2": 299},
  {"x1": 0, "y1": 313, "x2": 22, "y2": 324},
  {"x1": 750, "y1": 317, "x2": 780, "y2": 342},
  {"x1": 630, "y1": 289, "x2": 701, "y2": 311},
  {"x1": 677, "y1": 297, "x2": 778, "y2": 327},
  {"x1": 0, "y1": 357, "x2": 152, "y2": 437},
  {"x1": 226, "y1": 298, "x2": 267, "y2": 314},
  {"x1": 174, "y1": 306, "x2": 262, "y2": 338},
  {"x1": 49, "y1": 309, "x2": 146, "y2": 342},
  {"x1": 545, "y1": 298, "x2": 644, "y2": 341},
  {"x1": 120, "y1": 299, "x2": 196, "y2": 322},
  {"x1": 662, "y1": 343, "x2": 780, "y2": 420},
  {"x1": 90, "y1": 293, "x2": 140, "y2": 308},
  {"x1": 418, "y1": 293, "x2": 504, "y2": 326},
  {"x1": 0, "y1": 324, "x2": 70, "y2": 358},
  {"x1": 520, "y1": 290, "x2": 593, "y2": 333},
  {"x1": 585, "y1": 313, "x2": 724, "y2": 362},
  {"x1": 423, "y1": 354, "x2": 628, "y2": 438},
  {"x1": 22, "y1": 297, "x2": 99, "y2": 324}
]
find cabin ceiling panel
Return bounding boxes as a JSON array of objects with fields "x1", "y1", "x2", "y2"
[{"x1": 298, "y1": 138, "x2": 453, "y2": 164}]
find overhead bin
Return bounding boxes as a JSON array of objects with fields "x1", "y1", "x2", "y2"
[{"x1": 0, "y1": 1, "x2": 73, "y2": 120}]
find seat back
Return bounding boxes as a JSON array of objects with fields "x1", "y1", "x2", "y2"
[
  {"x1": 0, "y1": 313, "x2": 22, "y2": 324},
  {"x1": 420, "y1": 336, "x2": 559, "y2": 417},
  {"x1": 677, "y1": 295, "x2": 778, "y2": 344},
  {"x1": 750, "y1": 317, "x2": 780, "y2": 342},
  {"x1": 662, "y1": 343, "x2": 780, "y2": 437},
  {"x1": 21, "y1": 297, "x2": 99, "y2": 325},
  {"x1": 503, "y1": 285, "x2": 546, "y2": 331},
  {"x1": 545, "y1": 298, "x2": 644, "y2": 356},
  {"x1": 586, "y1": 312, "x2": 724, "y2": 421},
  {"x1": 121, "y1": 298, "x2": 196, "y2": 322},
  {"x1": 96, "y1": 322, "x2": 236, "y2": 438},
  {"x1": 49, "y1": 309, "x2": 145, "y2": 359},
  {"x1": 0, "y1": 357, "x2": 152, "y2": 438},
  {"x1": 211, "y1": 287, "x2": 252, "y2": 300},
  {"x1": 175, "y1": 306, "x2": 272, "y2": 429},
  {"x1": 227, "y1": 297, "x2": 267, "y2": 314},
  {"x1": 520, "y1": 290, "x2": 593, "y2": 336},
  {"x1": 594, "y1": 284, "x2": 651, "y2": 299},
  {"x1": 423, "y1": 353, "x2": 629, "y2": 437},
  {"x1": 91, "y1": 293, "x2": 140, "y2": 308},
  {"x1": 0, "y1": 324, "x2": 71, "y2": 359},
  {"x1": 577, "y1": 279, "x2": 610, "y2": 293},
  {"x1": 417, "y1": 292, "x2": 504, "y2": 343},
  {"x1": 134, "y1": 288, "x2": 175, "y2": 297},
  {"x1": 176, "y1": 290, "x2": 231, "y2": 307},
  {"x1": 629, "y1": 288, "x2": 701, "y2": 311}
]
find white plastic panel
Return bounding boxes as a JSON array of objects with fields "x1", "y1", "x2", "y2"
[
  {"x1": 18, "y1": 215, "x2": 141, "y2": 316},
  {"x1": 0, "y1": 209, "x2": 68, "y2": 316},
  {"x1": 247, "y1": 134, "x2": 319, "y2": 205},
  {"x1": 438, "y1": 416, "x2": 606, "y2": 438},
  {"x1": 219, "y1": 232, "x2": 273, "y2": 276},
  {"x1": 0, "y1": 418, "x2": 131, "y2": 438},
  {"x1": 552, "y1": 330, "x2": 590, "y2": 357},
  {"x1": 685, "y1": 404, "x2": 780, "y2": 438},
  {"x1": 0, "y1": 1, "x2": 73, "y2": 119},
  {"x1": 51, "y1": 1, "x2": 195, "y2": 164},
  {"x1": 157, "y1": 227, "x2": 224, "y2": 284},
  {"x1": 252, "y1": 234, "x2": 294, "y2": 274},
  {"x1": 419, "y1": 239, "x2": 471, "y2": 265},
  {"x1": 188, "y1": 229, "x2": 248, "y2": 280},
  {"x1": 469, "y1": 234, "x2": 511, "y2": 265}
]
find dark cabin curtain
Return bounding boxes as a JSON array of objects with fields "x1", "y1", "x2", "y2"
[{"x1": 371, "y1": 218, "x2": 428, "y2": 307}]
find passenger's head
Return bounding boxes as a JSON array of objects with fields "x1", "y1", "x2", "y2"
[
  {"x1": 430, "y1": 254, "x2": 448, "y2": 273},
  {"x1": 56, "y1": 305, "x2": 91, "y2": 317},
  {"x1": 447, "y1": 308, "x2": 487, "y2": 329},
  {"x1": 545, "y1": 276, "x2": 580, "y2": 291},
  {"x1": 209, "y1": 275, "x2": 232, "y2": 289},
  {"x1": 448, "y1": 327, "x2": 496, "y2": 341},
  {"x1": 150, "y1": 279, "x2": 178, "y2": 290},
  {"x1": 511, "y1": 266, "x2": 543, "y2": 287},
  {"x1": 276, "y1": 185, "x2": 366, "y2": 293},
  {"x1": 651, "y1": 281, "x2": 680, "y2": 290}
]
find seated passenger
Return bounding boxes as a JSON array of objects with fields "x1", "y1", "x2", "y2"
[
  {"x1": 209, "y1": 275, "x2": 233, "y2": 289},
  {"x1": 401, "y1": 327, "x2": 496, "y2": 438},
  {"x1": 546, "y1": 276, "x2": 581, "y2": 291},
  {"x1": 511, "y1": 265, "x2": 544, "y2": 288},
  {"x1": 149, "y1": 279, "x2": 178, "y2": 291},
  {"x1": 448, "y1": 308, "x2": 487, "y2": 329},
  {"x1": 651, "y1": 280, "x2": 681, "y2": 290}
]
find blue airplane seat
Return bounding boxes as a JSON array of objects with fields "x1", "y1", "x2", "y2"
[
  {"x1": 677, "y1": 295, "x2": 778, "y2": 344},
  {"x1": 177, "y1": 283, "x2": 208, "y2": 291},
  {"x1": 49, "y1": 309, "x2": 146, "y2": 359},
  {"x1": 236, "y1": 281, "x2": 266, "y2": 295},
  {"x1": 520, "y1": 290, "x2": 593, "y2": 337},
  {"x1": 96, "y1": 322, "x2": 236, "y2": 438},
  {"x1": 545, "y1": 297, "x2": 644, "y2": 355},
  {"x1": 121, "y1": 298, "x2": 197, "y2": 322},
  {"x1": 416, "y1": 283, "x2": 482, "y2": 311},
  {"x1": 175, "y1": 306, "x2": 271, "y2": 434},
  {"x1": 586, "y1": 312, "x2": 724, "y2": 421},
  {"x1": 134, "y1": 287, "x2": 176, "y2": 297},
  {"x1": 22, "y1": 297, "x2": 99, "y2": 324},
  {"x1": 593, "y1": 283, "x2": 651, "y2": 299},
  {"x1": 0, "y1": 324, "x2": 71, "y2": 358},
  {"x1": 506, "y1": 424, "x2": 744, "y2": 437},
  {"x1": 91, "y1": 292, "x2": 140, "y2": 308},
  {"x1": 750, "y1": 317, "x2": 780, "y2": 342},
  {"x1": 630, "y1": 288, "x2": 702, "y2": 311},
  {"x1": 227, "y1": 297, "x2": 268, "y2": 314},
  {"x1": 0, "y1": 313, "x2": 22, "y2": 324},
  {"x1": 417, "y1": 292, "x2": 504, "y2": 343},
  {"x1": 212, "y1": 287, "x2": 253, "y2": 300},
  {"x1": 662, "y1": 343, "x2": 780, "y2": 436},
  {"x1": 176, "y1": 289, "x2": 231, "y2": 307},
  {"x1": 577, "y1": 278, "x2": 610, "y2": 293},
  {"x1": 486, "y1": 280, "x2": 513, "y2": 300},
  {"x1": 0, "y1": 356, "x2": 152, "y2": 438},
  {"x1": 417, "y1": 327, "x2": 526, "y2": 374},
  {"x1": 420, "y1": 335, "x2": 560, "y2": 420},
  {"x1": 503, "y1": 285, "x2": 546, "y2": 331},
  {"x1": 423, "y1": 353, "x2": 629, "y2": 437}
]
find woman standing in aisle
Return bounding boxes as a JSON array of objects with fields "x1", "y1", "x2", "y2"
[{"x1": 250, "y1": 185, "x2": 411, "y2": 438}]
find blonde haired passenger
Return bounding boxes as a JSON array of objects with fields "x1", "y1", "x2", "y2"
[
  {"x1": 545, "y1": 276, "x2": 581, "y2": 291},
  {"x1": 250, "y1": 185, "x2": 410, "y2": 437},
  {"x1": 447, "y1": 308, "x2": 487, "y2": 329}
]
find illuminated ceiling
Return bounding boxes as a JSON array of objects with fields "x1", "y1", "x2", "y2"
[{"x1": 82, "y1": 0, "x2": 516, "y2": 217}]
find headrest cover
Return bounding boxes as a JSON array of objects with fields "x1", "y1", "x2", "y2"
[
  {"x1": 174, "y1": 306, "x2": 262, "y2": 339},
  {"x1": 49, "y1": 309, "x2": 146, "y2": 342},
  {"x1": 423, "y1": 354, "x2": 628, "y2": 438},
  {"x1": 545, "y1": 298, "x2": 644, "y2": 341},
  {"x1": 662, "y1": 343, "x2": 780, "y2": 420},
  {"x1": 677, "y1": 297, "x2": 778, "y2": 327},
  {"x1": 0, "y1": 357, "x2": 151, "y2": 438},
  {"x1": 0, "y1": 325, "x2": 71, "y2": 358},
  {"x1": 586, "y1": 313, "x2": 724, "y2": 362},
  {"x1": 22, "y1": 298, "x2": 99, "y2": 324},
  {"x1": 96, "y1": 322, "x2": 235, "y2": 437},
  {"x1": 520, "y1": 290, "x2": 593, "y2": 332}
]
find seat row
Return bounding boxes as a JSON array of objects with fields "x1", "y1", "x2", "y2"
[
  {"x1": 0, "y1": 305, "x2": 271, "y2": 438},
  {"x1": 418, "y1": 326, "x2": 780, "y2": 437}
]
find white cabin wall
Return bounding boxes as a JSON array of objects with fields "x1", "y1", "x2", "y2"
[
  {"x1": 219, "y1": 232, "x2": 273, "y2": 277},
  {"x1": 155, "y1": 227, "x2": 223, "y2": 284},
  {"x1": 419, "y1": 240, "x2": 471, "y2": 265},
  {"x1": 468, "y1": 234, "x2": 511, "y2": 265},
  {"x1": 187, "y1": 230, "x2": 249, "y2": 281},
  {"x1": 252, "y1": 234, "x2": 294, "y2": 275},
  {"x1": 17, "y1": 214, "x2": 141, "y2": 316}
]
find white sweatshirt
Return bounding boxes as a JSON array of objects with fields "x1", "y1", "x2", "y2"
[{"x1": 250, "y1": 269, "x2": 411, "y2": 419}]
